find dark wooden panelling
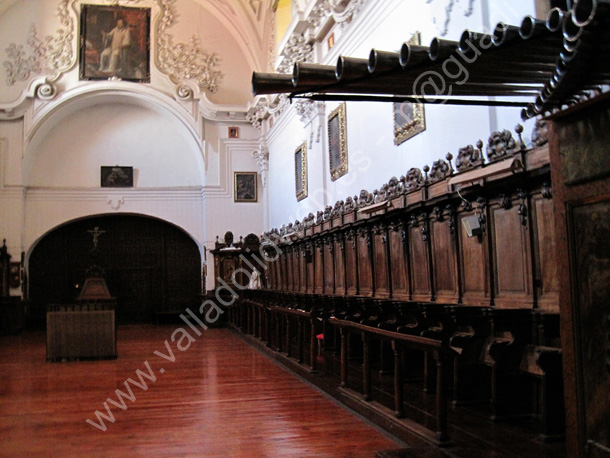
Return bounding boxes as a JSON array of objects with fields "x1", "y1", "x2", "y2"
[
  {"x1": 408, "y1": 214, "x2": 432, "y2": 302},
  {"x1": 457, "y1": 208, "x2": 491, "y2": 306},
  {"x1": 333, "y1": 235, "x2": 346, "y2": 295},
  {"x1": 490, "y1": 200, "x2": 534, "y2": 308},
  {"x1": 548, "y1": 95, "x2": 610, "y2": 457},
  {"x1": 323, "y1": 238, "x2": 334, "y2": 294},
  {"x1": 531, "y1": 192, "x2": 559, "y2": 312},
  {"x1": 299, "y1": 246, "x2": 307, "y2": 293},
  {"x1": 373, "y1": 224, "x2": 390, "y2": 299},
  {"x1": 388, "y1": 222, "x2": 410, "y2": 301},
  {"x1": 430, "y1": 207, "x2": 459, "y2": 303},
  {"x1": 29, "y1": 215, "x2": 200, "y2": 323},
  {"x1": 357, "y1": 228, "x2": 373, "y2": 297},
  {"x1": 306, "y1": 243, "x2": 314, "y2": 294},
  {"x1": 345, "y1": 231, "x2": 358, "y2": 296},
  {"x1": 291, "y1": 248, "x2": 298, "y2": 292},
  {"x1": 314, "y1": 241, "x2": 324, "y2": 294}
]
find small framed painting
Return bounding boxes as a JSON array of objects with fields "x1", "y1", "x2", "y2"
[
  {"x1": 228, "y1": 127, "x2": 239, "y2": 138},
  {"x1": 295, "y1": 141, "x2": 308, "y2": 201},
  {"x1": 234, "y1": 172, "x2": 257, "y2": 202},
  {"x1": 328, "y1": 102, "x2": 348, "y2": 181},
  {"x1": 394, "y1": 32, "x2": 425, "y2": 145},
  {"x1": 101, "y1": 166, "x2": 133, "y2": 187}
]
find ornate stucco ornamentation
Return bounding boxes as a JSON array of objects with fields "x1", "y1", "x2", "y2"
[
  {"x1": 36, "y1": 82, "x2": 58, "y2": 100},
  {"x1": 3, "y1": 1, "x2": 74, "y2": 86},
  {"x1": 174, "y1": 83, "x2": 194, "y2": 101},
  {"x1": 156, "y1": 0, "x2": 223, "y2": 93},
  {"x1": 246, "y1": 94, "x2": 289, "y2": 130},
  {"x1": 295, "y1": 99, "x2": 325, "y2": 147},
  {"x1": 308, "y1": 0, "x2": 367, "y2": 29},
  {"x1": 277, "y1": 34, "x2": 313, "y2": 74},
  {"x1": 253, "y1": 137, "x2": 270, "y2": 187}
]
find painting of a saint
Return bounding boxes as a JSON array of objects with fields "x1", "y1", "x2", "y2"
[{"x1": 80, "y1": 5, "x2": 150, "y2": 82}]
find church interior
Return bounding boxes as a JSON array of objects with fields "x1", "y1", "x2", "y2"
[{"x1": 1, "y1": 0, "x2": 609, "y2": 457}]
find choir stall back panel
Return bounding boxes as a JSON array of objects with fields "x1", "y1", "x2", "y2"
[
  {"x1": 323, "y1": 239, "x2": 334, "y2": 294},
  {"x1": 530, "y1": 189, "x2": 559, "y2": 312},
  {"x1": 286, "y1": 250, "x2": 294, "y2": 291},
  {"x1": 292, "y1": 248, "x2": 300, "y2": 291},
  {"x1": 457, "y1": 206, "x2": 492, "y2": 306},
  {"x1": 299, "y1": 245, "x2": 308, "y2": 294},
  {"x1": 548, "y1": 95, "x2": 610, "y2": 458},
  {"x1": 314, "y1": 241, "x2": 324, "y2": 294},
  {"x1": 388, "y1": 222, "x2": 410, "y2": 301},
  {"x1": 489, "y1": 195, "x2": 534, "y2": 308},
  {"x1": 357, "y1": 228, "x2": 373, "y2": 297},
  {"x1": 372, "y1": 225, "x2": 390, "y2": 299},
  {"x1": 408, "y1": 215, "x2": 433, "y2": 302},
  {"x1": 333, "y1": 235, "x2": 346, "y2": 296},
  {"x1": 305, "y1": 243, "x2": 314, "y2": 294},
  {"x1": 429, "y1": 208, "x2": 460, "y2": 304}
]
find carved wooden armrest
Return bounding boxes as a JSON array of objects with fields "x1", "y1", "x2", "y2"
[{"x1": 482, "y1": 332, "x2": 515, "y2": 364}]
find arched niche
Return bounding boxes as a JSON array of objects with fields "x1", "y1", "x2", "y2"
[
  {"x1": 23, "y1": 85, "x2": 205, "y2": 188},
  {"x1": 28, "y1": 213, "x2": 203, "y2": 324}
]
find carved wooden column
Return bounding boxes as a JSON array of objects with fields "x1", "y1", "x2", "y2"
[{"x1": 345, "y1": 229, "x2": 358, "y2": 296}]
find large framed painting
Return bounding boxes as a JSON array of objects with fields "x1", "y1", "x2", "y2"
[
  {"x1": 79, "y1": 4, "x2": 151, "y2": 82},
  {"x1": 394, "y1": 32, "x2": 425, "y2": 145},
  {"x1": 328, "y1": 102, "x2": 348, "y2": 181},
  {"x1": 295, "y1": 141, "x2": 308, "y2": 201},
  {"x1": 234, "y1": 172, "x2": 257, "y2": 202}
]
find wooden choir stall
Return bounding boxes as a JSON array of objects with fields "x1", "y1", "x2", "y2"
[{"x1": 228, "y1": 125, "x2": 567, "y2": 454}]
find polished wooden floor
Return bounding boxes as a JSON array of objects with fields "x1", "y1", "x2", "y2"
[{"x1": 0, "y1": 325, "x2": 403, "y2": 457}]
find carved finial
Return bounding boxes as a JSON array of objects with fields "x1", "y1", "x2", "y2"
[
  {"x1": 476, "y1": 139, "x2": 483, "y2": 154},
  {"x1": 423, "y1": 164, "x2": 430, "y2": 181},
  {"x1": 515, "y1": 124, "x2": 526, "y2": 150},
  {"x1": 446, "y1": 152, "x2": 454, "y2": 175}
]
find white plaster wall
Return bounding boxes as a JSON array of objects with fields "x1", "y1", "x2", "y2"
[
  {"x1": 203, "y1": 130, "x2": 265, "y2": 288},
  {"x1": 25, "y1": 103, "x2": 203, "y2": 188}
]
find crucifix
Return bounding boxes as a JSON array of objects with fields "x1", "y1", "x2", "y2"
[{"x1": 87, "y1": 227, "x2": 106, "y2": 249}]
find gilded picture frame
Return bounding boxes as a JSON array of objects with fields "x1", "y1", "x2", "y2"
[
  {"x1": 394, "y1": 32, "x2": 426, "y2": 145},
  {"x1": 328, "y1": 102, "x2": 348, "y2": 181},
  {"x1": 234, "y1": 172, "x2": 257, "y2": 202},
  {"x1": 295, "y1": 141, "x2": 308, "y2": 201}
]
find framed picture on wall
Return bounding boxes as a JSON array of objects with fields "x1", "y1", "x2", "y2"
[
  {"x1": 101, "y1": 166, "x2": 133, "y2": 187},
  {"x1": 79, "y1": 4, "x2": 151, "y2": 82},
  {"x1": 393, "y1": 32, "x2": 426, "y2": 145},
  {"x1": 234, "y1": 172, "x2": 257, "y2": 202},
  {"x1": 295, "y1": 141, "x2": 308, "y2": 201},
  {"x1": 328, "y1": 102, "x2": 348, "y2": 181}
]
